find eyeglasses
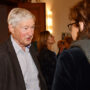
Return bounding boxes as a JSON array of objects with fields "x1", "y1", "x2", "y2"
[{"x1": 67, "y1": 22, "x2": 78, "y2": 31}]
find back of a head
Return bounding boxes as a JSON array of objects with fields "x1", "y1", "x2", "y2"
[
  {"x1": 57, "y1": 40, "x2": 66, "y2": 49},
  {"x1": 7, "y1": 8, "x2": 35, "y2": 27},
  {"x1": 69, "y1": 0, "x2": 90, "y2": 39},
  {"x1": 64, "y1": 36, "x2": 73, "y2": 44},
  {"x1": 69, "y1": 0, "x2": 90, "y2": 23}
]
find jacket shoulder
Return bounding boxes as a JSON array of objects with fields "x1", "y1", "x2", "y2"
[
  {"x1": 0, "y1": 42, "x2": 8, "y2": 54},
  {"x1": 58, "y1": 47, "x2": 89, "y2": 68},
  {"x1": 68, "y1": 47, "x2": 86, "y2": 57}
]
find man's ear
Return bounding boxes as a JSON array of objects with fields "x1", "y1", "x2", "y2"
[
  {"x1": 79, "y1": 22, "x2": 84, "y2": 32},
  {"x1": 8, "y1": 24, "x2": 14, "y2": 34}
]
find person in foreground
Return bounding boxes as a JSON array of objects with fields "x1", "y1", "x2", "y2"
[
  {"x1": 52, "y1": 0, "x2": 90, "y2": 90},
  {"x1": 0, "y1": 8, "x2": 47, "y2": 90},
  {"x1": 38, "y1": 31, "x2": 57, "y2": 90}
]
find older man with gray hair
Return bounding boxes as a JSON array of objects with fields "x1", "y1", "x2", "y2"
[{"x1": 0, "y1": 8, "x2": 47, "y2": 90}]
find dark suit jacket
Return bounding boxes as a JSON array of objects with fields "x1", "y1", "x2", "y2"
[
  {"x1": 52, "y1": 47, "x2": 90, "y2": 90},
  {"x1": 0, "y1": 38, "x2": 47, "y2": 90}
]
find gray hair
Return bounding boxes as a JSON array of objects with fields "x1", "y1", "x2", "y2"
[{"x1": 7, "y1": 8, "x2": 35, "y2": 27}]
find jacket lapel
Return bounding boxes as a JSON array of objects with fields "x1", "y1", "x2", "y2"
[
  {"x1": 7, "y1": 39, "x2": 26, "y2": 90},
  {"x1": 29, "y1": 45, "x2": 40, "y2": 71}
]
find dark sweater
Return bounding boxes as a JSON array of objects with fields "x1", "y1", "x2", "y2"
[{"x1": 38, "y1": 48, "x2": 57, "y2": 90}]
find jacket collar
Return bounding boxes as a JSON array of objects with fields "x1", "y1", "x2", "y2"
[{"x1": 71, "y1": 39, "x2": 90, "y2": 63}]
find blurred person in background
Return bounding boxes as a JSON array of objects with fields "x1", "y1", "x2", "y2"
[
  {"x1": 38, "y1": 31, "x2": 57, "y2": 90},
  {"x1": 57, "y1": 36, "x2": 73, "y2": 57},
  {"x1": 52, "y1": 0, "x2": 90, "y2": 90},
  {"x1": 64, "y1": 36, "x2": 73, "y2": 49},
  {"x1": 57, "y1": 40, "x2": 66, "y2": 57}
]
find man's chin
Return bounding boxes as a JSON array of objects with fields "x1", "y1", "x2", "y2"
[{"x1": 25, "y1": 42, "x2": 31, "y2": 46}]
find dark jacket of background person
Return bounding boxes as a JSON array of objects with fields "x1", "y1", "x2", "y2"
[
  {"x1": 0, "y1": 38, "x2": 47, "y2": 90},
  {"x1": 52, "y1": 40, "x2": 90, "y2": 90},
  {"x1": 38, "y1": 47, "x2": 57, "y2": 90}
]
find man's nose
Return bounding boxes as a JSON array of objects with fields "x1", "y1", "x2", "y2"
[{"x1": 27, "y1": 29, "x2": 34, "y2": 36}]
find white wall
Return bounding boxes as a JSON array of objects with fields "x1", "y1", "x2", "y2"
[{"x1": 41, "y1": 0, "x2": 81, "y2": 53}]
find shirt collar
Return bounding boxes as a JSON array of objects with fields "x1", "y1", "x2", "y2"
[{"x1": 10, "y1": 35, "x2": 31, "y2": 53}]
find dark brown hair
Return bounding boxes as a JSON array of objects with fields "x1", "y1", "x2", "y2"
[
  {"x1": 64, "y1": 36, "x2": 73, "y2": 44},
  {"x1": 37, "y1": 31, "x2": 51, "y2": 51},
  {"x1": 69, "y1": 0, "x2": 90, "y2": 39}
]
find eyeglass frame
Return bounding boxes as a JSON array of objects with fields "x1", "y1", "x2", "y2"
[{"x1": 67, "y1": 22, "x2": 79, "y2": 31}]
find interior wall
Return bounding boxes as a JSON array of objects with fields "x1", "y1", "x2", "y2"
[
  {"x1": 41, "y1": 0, "x2": 81, "y2": 54},
  {"x1": 0, "y1": 5, "x2": 9, "y2": 43}
]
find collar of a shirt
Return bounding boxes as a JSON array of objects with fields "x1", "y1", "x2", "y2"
[{"x1": 10, "y1": 35, "x2": 31, "y2": 53}]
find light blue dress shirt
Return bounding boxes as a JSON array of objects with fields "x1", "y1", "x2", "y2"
[{"x1": 11, "y1": 36, "x2": 40, "y2": 90}]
